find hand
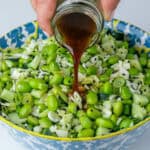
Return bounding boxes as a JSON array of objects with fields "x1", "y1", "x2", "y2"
[
  {"x1": 31, "y1": 0, "x2": 120, "y2": 36},
  {"x1": 31, "y1": 0, "x2": 57, "y2": 36},
  {"x1": 98, "y1": 0, "x2": 120, "y2": 20}
]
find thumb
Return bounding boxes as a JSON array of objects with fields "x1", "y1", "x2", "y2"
[{"x1": 98, "y1": 0, "x2": 120, "y2": 20}]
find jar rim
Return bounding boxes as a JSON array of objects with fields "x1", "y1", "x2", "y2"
[
  {"x1": 53, "y1": 0, "x2": 104, "y2": 32},
  {"x1": 52, "y1": 0, "x2": 104, "y2": 48}
]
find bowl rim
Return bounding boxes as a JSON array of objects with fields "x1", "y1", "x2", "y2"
[
  {"x1": 0, "y1": 19, "x2": 150, "y2": 141},
  {"x1": 0, "y1": 116, "x2": 149, "y2": 141}
]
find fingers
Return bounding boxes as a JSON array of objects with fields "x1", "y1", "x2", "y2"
[
  {"x1": 32, "y1": 0, "x2": 57, "y2": 36},
  {"x1": 37, "y1": 17, "x2": 53, "y2": 36},
  {"x1": 98, "y1": 0, "x2": 120, "y2": 20}
]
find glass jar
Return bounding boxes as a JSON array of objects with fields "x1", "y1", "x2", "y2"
[{"x1": 52, "y1": 0, "x2": 104, "y2": 48}]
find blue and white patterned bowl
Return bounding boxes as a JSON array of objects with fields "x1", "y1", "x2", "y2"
[{"x1": 0, "y1": 19, "x2": 150, "y2": 150}]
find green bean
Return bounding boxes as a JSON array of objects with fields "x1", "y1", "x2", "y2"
[
  {"x1": 16, "y1": 80, "x2": 32, "y2": 93},
  {"x1": 120, "y1": 86, "x2": 132, "y2": 99},
  {"x1": 96, "y1": 118, "x2": 114, "y2": 129},
  {"x1": 101, "y1": 82, "x2": 113, "y2": 95},
  {"x1": 19, "y1": 104, "x2": 32, "y2": 118},
  {"x1": 96, "y1": 127, "x2": 110, "y2": 136},
  {"x1": 39, "y1": 117, "x2": 52, "y2": 128},
  {"x1": 87, "y1": 107, "x2": 101, "y2": 120},
  {"x1": 113, "y1": 77, "x2": 125, "y2": 88},
  {"x1": 86, "y1": 91, "x2": 98, "y2": 105},
  {"x1": 27, "y1": 116, "x2": 39, "y2": 125},
  {"x1": 119, "y1": 118, "x2": 133, "y2": 129},
  {"x1": 113, "y1": 101, "x2": 123, "y2": 117},
  {"x1": 68, "y1": 102, "x2": 77, "y2": 114},
  {"x1": 78, "y1": 128, "x2": 94, "y2": 137},
  {"x1": 46, "y1": 95, "x2": 58, "y2": 111},
  {"x1": 80, "y1": 116, "x2": 93, "y2": 129}
]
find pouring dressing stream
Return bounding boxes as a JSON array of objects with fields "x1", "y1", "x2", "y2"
[{"x1": 53, "y1": 0, "x2": 104, "y2": 93}]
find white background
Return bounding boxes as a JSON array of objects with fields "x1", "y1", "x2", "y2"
[{"x1": 0, "y1": 0, "x2": 150, "y2": 150}]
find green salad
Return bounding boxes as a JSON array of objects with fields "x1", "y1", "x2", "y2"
[{"x1": 0, "y1": 31, "x2": 150, "y2": 138}]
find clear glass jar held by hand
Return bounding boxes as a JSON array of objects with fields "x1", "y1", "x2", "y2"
[{"x1": 52, "y1": 0, "x2": 104, "y2": 50}]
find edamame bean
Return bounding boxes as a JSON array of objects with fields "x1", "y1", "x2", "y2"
[
  {"x1": 80, "y1": 116, "x2": 93, "y2": 129},
  {"x1": 39, "y1": 117, "x2": 52, "y2": 128},
  {"x1": 29, "y1": 78, "x2": 48, "y2": 91},
  {"x1": 113, "y1": 101, "x2": 123, "y2": 116},
  {"x1": 119, "y1": 118, "x2": 133, "y2": 129},
  {"x1": 77, "y1": 110, "x2": 86, "y2": 118},
  {"x1": 78, "y1": 128, "x2": 94, "y2": 137},
  {"x1": 146, "y1": 103, "x2": 150, "y2": 113},
  {"x1": 27, "y1": 116, "x2": 39, "y2": 125},
  {"x1": 86, "y1": 91, "x2": 98, "y2": 105},
  {"x1": 68, "y1": 102, "x2": 77, "y2": 114},
  {"x1": 87, "y1": 45, "x2": 98, "y2": 55},
  {"x1": 16, "y1": 80, "x2": 31, "y2": 93},
  {"x1": 87, "y1": 107, "x2": 101, "y2": 120},
  {"x1": 110, "y1": 114, "x2": 118, "y2": 124},
  {"x1": 101, "y1": 82, "x2": 113, "y2": 95},
  {"x1": 46, "y1": 95, "x2": 58, "y2": 111},
  {"x1": 96, "y1": 118, "x2": 114, "y2": 129},
  {"x1": 48, "y1": 62, "x2": 60, "y2": 73},
  {"x1": 96, "y1": 127, "x2": 110, "y2": 136},
  {"x1": 121, "y1": 86, "x2": 132, "y2": 99},
  {"x1": 123, "y1": 104, "x2": 131, "y2": 116},
  {"x1": 49, "y1": 73, "x2": 63, "y2": 85},
  {"x1": 19, "y1": 104, "x2": 32, "y2": 118}
]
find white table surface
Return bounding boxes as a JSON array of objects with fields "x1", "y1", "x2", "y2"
[{"x1": 0, "y1": 0, "x2": 150, "y2": 150}]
